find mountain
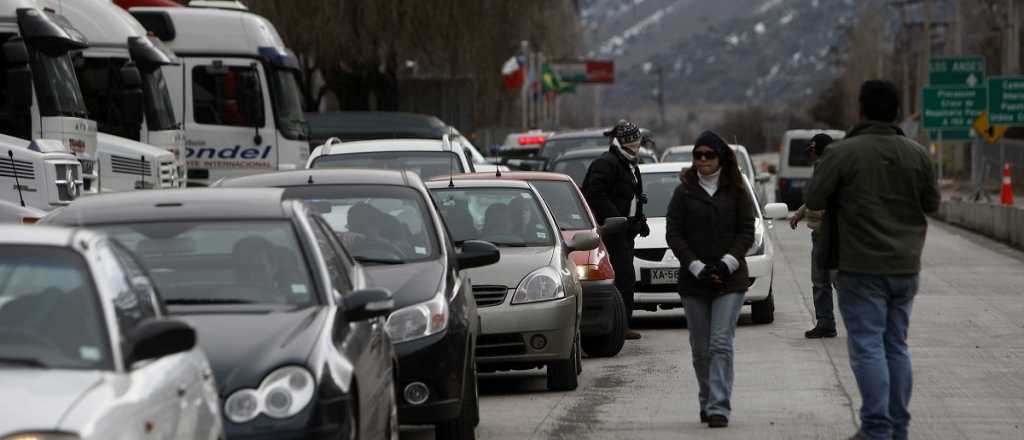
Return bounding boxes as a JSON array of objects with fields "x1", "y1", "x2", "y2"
[{"x1": 581, "y1": 0, "x2": 860, "y2": 107}]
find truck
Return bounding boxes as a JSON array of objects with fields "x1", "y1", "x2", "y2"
[
  {"x1": 0, "y1": 1, "x2": 98, "y2": 193},
  {"x1": 41, "y1": 0, "x2": 185, "y2": 190},
  {"x1": 128, "y1": 4, "x2": 310, "y2": 186},
  {"x1": 1, "y1": 133, "x2": 83, "y2": 211}
]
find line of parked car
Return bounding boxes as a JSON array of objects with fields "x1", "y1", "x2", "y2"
[{"x1": 2, "y1": 119, "x2": 791, "y2": 440}]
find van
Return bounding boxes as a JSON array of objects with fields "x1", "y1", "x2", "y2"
[{"x1": 776, "y1": 129, "x2": 845, "y2": 209}]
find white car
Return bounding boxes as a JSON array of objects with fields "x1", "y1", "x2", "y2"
[
  {"x1": 659, "y1": 144, "x2": 771, "y2": 204},
  {"x1": 306, "y1": 136, "x2": 477, "y2": 178},
  {"x1": 0, "y1": 225, "x2": 223, "y2": 440},
  {"x1": 631, "y1": 163, "x2": 789, "y2": 324}
]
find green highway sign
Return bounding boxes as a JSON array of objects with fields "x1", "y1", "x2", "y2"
[
  {"x1": 930, "y1": 129, "x2": 973, "y2": 141},
  {"x1": 929, "y1": 56, "x2": 985, "y2": 86},
  {"x1": 922, "y1": 86, "x2": 986, "y2": 129},
  {"x1": 988, "y1": 76, "x2": 1024, "y2": 126}
]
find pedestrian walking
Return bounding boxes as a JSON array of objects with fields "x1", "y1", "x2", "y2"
[
  {"x1": 790, "y1": 133, "x2": 838, "y2": 338},
  {"x1": 804, "y1": 80, "x2": 941, "y2": 440},
  {"x1": 581, "y1": 119, "x2": 650, "y2": 341},
  {"x1": 665, "y1": 130, "x2": 755, "y2": 428}
]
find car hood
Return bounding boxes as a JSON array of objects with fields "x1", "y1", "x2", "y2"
[
  {"x1": 363, "y1": 259, "x2": 444, "y2": 309},
  {"x1": 465, "y1": 246, "x2": 555, "y2": 288},
  {"x1": 636, "y1": 217, "x2": 668, "y2": 249},
  {"x1": 176, "y1": 307, "x2": 328, "y2": 394},
  {"x1": 0, "y1": 369, "x2": 104, "y2": 433}
]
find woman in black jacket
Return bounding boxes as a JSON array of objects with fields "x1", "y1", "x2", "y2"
[{"x1": 665, "y1": 130, "x2": 755, "y2": 428}]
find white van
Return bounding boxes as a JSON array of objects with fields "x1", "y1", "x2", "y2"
[
  {"x1": 130, "y1": 6, "x2": 309, "y2": 186},
  {"x1": 776, "y1": 129, "x2": 845, "y2": 209},
  {"x1": 1, "y1": 133, "x2": 83, "y2": 210}
]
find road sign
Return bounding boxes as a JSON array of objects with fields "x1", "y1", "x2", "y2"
[
  {"x1": 929, "y1": 129, "x2": 973, "y2": 141},
  {"x1": 551, "y1": 60, "x2": 615, "y2": 84},
  {"x1": 922, "y1": 86, "x2": 986, "y2": 129},
  {"x1": 988, "y1": 76, "x2": 1024, "y2": 126},
  {"x1": 929, "y1": 56, "x2": 985, "y2": 86},
  {"x1": 973, "y1": 111, "x2": 1010, "y2": 143}
]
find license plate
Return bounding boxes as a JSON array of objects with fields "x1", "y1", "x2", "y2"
[
  {"x1": 646, "y1": 268, "x2": 679, "y2": 285},
  {"x1": 790, "y1": 180, "x2": 807, "y2": 188}
]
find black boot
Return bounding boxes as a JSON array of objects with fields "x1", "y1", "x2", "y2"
[
  {"x1": 707, "y1": 414, "x2": 728, "y2": 428},
  {"x1": 804, "y1": 323, "x2": 837, "y2": 339}
]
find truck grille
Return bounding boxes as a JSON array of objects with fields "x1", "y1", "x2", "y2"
[
  {"x1": 472, "y1": 285, "x2": 508, "y2": 307},
  {"x1": 111, "y1": 155, "x2": 152, "y2": 176},
  {"x1": 54, "y1": 163, "x2": 83, "y2": 202},
  {"x1": 476, "y1": 333, "x2": 526, "y2": 358},
  {"x1": 634, "y1": 248, "x2": 667, "y2": 262},
  {"x1": 79, "y1": 159, "x2": 95, "y2": 175},
  {"x1": 0, "y1": 157, "x2": 34, "y2": 180},
  {"x1": 159, "y1": 159, "x2": 177, "y2": 188}
]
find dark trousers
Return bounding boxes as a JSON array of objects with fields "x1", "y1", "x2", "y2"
[
  {"x1": 604, "y1": 232, "x2": 636, "y2": 319},
  {"x1": 811, "y1": 230, "x2": 836, "y2": 329}
]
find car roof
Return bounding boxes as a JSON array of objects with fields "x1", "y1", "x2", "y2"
[
  {"x1": 784, "y1": 129, "x2": 846, "y2": 139},
  {"x1": 46, "y1": 188, "x2": 290, "y2": 225},
  {"x1": 640, "y1": 163, "x2": 690, "y2": 173},
  {"x1": 0, "y1": 224, "x2": 80, "y2": 247},
  {"x1": 665, "y1": 144, "x2": 749, "y2": 152},
  {"x1": 317, "y1": 139, "x2": 456, "y2": 156},
  {"x1": 549, "y1": 147, "x2": 607, "y2": 161},
  {"x1": 447, "y1": 171, "x2": 573, "y2": 183},
  {"x1": 220, "y1": 168, "x2": 420, "y2": 189},
  {"x1": 305, "y1": 111, "x2": 448, "y2": 142},
  {"x1": 546, "y1": 128, "x2": 607, "y2": 140},
  {"x1": 425, "y1": 178, "x2": 532, "y2": 190}
]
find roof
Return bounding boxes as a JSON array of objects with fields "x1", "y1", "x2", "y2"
[
  {"x1": 547, "y1": 127, "x2": 652, "y2": 141},
  {"x1": 425, "y1": 178, "x2": 532, "y2": 190},
  {"x1": 639, "y1": 163, "x2": 690, "y2": 173},
  {"x1": 317, "y1": 139, "x2": 452, "y2": 156},
  {"x1": 45, "y1": 188, "x2": 289, "y2": 225},
  {"x1": 220, "y1": 168, "x2": 419, "y2": 189},
  {"x1": 305, "y1": 112, "x2": 448, "y2": 143},
  {"x1": 549, "y1": 147, "x2": 607, "y2": 161},
  {"x1": 130, "y1": 6, "x2": 285, "y2": 56},
  {"x1": 447, "y1": 171, "x2": 573, "y2": 183},
  {"x1": 46, "y1": 0, "x2": 146, "y2": 50},
  {"x1": 0, "y1": 224, "x2": 77, "y2": 247},
  {"x1": 783, "y1": 129, "x2": 846, "y2": 139},
  {"x1": 665, "y1": 144, "x2": 749, "y2": 152}
]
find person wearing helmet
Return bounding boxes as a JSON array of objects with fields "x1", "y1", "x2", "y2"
[{"x1": 581, "y1": 120, "x2": 650, "y2": 341}]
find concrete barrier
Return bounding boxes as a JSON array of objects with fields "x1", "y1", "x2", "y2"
[{"x1": 934, "y1": 200, "x2": 1024, "y2": 250}]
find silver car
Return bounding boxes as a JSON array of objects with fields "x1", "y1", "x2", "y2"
[
  {"x1": 426, "y1": 179, "x2": 600, "y2": 391},
  {"x1": 0, "y1": 225, "x2": 223, "y2": 440}
]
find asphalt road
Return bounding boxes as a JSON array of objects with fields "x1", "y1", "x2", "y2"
[{"x1": 403, "y1": 219, "x2": 1024, "y2": 440}]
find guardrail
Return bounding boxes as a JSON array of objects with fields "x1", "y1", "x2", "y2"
[{"x1": 932, "y1": 200, "x2": 1024, "y2": 250}]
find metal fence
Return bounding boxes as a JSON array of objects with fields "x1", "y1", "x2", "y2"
[{"x1": 972, "y1": 139, "x2": 1024, "y2": 194}]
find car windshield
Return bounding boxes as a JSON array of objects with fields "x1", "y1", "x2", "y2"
[
  {"x1": 642, "y1": 172, "x2": 682, "y2": 218},
  {"x1": 530, "y1": 180, "x2": 593, "y2": 230},
  {"x1": 788, "y1": 139, "x2": 813, "y2": 167},
  {"x1": 29, "y1": 47, "x2": 88, "y2": 118},
  {"x1": 141, "y1": 67, "x2": 178, "y2": 131},
  {"x1": 0, "y1": 246, "x2": 112, "y2": 370},
  {"x1": 283, "y1": 185, "x2": 439, "y2": 264},
  {"x1": 269, "y1": 67, "x2": 307, "y2": 140},
  {"x1": 549, "y1": 156, "x2": 598, "y2": 186},
  {"x1": 541, "y1": 136, "x2": 606, "y2": 159},
  {"x1": 96, "y1": 221, "x2": 318, "y2": 306},
  {"x1": 431, "y1": 187, "x2": 555, "y2": 247},
  {"x1": 663, "y1": 150, "x2": 693, "y2": 163},
  {"x1": 312, "y1": 151, "x2": 465, "y2": 179},
  {"x1": 735, "y1": 148, "x2": 754, "y2": 180}
]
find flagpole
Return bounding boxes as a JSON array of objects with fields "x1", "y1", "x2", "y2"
[{"x1": 520, "y1": 40, "x2": 529, "y2": 130}]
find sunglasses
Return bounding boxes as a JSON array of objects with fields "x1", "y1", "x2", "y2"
[{"x1": 693, "y1": 151, "x2": 719, "y2": 161}]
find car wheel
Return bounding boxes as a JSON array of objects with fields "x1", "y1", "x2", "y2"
[
  {"x1": 581, "y1": 290, "x2": 626, "y2": 358},
  {"x1": 751, "y1": 292, "x2": 775, "y2": 324},
  {"x1": 546, "y1": 334, "x2": 580, "y2": 391},
  {"x1": 435, "y1": 359, "x2": 478, "y2": 440}
]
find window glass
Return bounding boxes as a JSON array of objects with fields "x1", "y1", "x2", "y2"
[
  {"x1": 541, "y1": 136, "x2": 606, "y2": 160},
  {"x1": 97, "y1": 221, "x2": 317, "y2": 306},
  {"x1": 107, "y1": 240, "x2": 162, "y2": 317},
  {"x1": 284, "y1": 185, "x2": 439, "y2": 265},
  {"x1": 29, "y1": 46, "x2": 88, "y2": 118},
  {"x1": 76, "y1": 57, "x2": 138, "y2": 139},
  {"x1": 641, "y1": 172, "x2": 682, "y2": 218},
  {"x1": 0, "y1": 33, "x2": 31, "y2": 139},
  {"x1": 530, "y1": 180, "x2": 593, "y2": 230},
  {"x1": 268, "y1": 67, "x2": 306, "y2": 140},
  {"x1": 141, "y1": 67, "x2": 177, "y2": 131},
  {"x1": 192, "y1": 65, "x2": 264, "y2": 127},
  {"x1": 549, "y1": 156, "x2": 598, "y2": 186},
  {"x1": 312, "y1": 151, "x2": 465, "y2": 179},
  {"x1": 788, "y1": 139, "x2": 813, "y2": 167},
  {"x1": 0, "y1": 245, "x2": 111, "y2": 370},
  {"x1": 307, "y1": 215, "x2": 353, "y2": 292},
  {"x1": 94, "y1": 240, "x2": 156, "y2": 337},
  {"x1": 663, "y1": 150, "x2": 693, "y2": 163},
  {"x1": 430, "y1": 187, "x2": 554, "y2": 247}
]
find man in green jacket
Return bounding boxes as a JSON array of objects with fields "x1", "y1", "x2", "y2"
[{"x1": 804, "y1": 80, "x2": 940, "y2": 440}]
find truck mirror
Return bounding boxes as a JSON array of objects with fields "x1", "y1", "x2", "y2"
[
  {"x1": 5, "y1": 66, "x2": 33, "y2": 111},
  {"x1": 119, "y1": 64, "x2": 143, "y2": 88},
  {"x1": 2, "y1": 39, "x2": 29, "y2": 66}
]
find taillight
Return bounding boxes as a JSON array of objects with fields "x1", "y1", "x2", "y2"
[
  {"x1": 778, "y1": 178, "x2": 789, "y2": 191},
  {"x1": 518, "y1": 136, "x2": 546, "y2": 145},
  {"x1": 575, "y1": 264, "x2": 604, "y2": 281}
]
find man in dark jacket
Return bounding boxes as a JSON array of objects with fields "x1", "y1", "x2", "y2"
[
  {"x1": 582, "y1": 120, "x2": 650, "y2": 340},
  {"x1": 804, "y1": 80, "x2": 941, "y2": 440}
]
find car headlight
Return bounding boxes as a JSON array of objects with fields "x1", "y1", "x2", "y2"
[
  {"x1": 224, "y1": 366, "x2": 315, "y2": 423},
  {"x1": 512, "y1": 266, "x2": 565, "y2": 304},
  {"x1": 2, "y1": 435, "x2": 80, "y2": 440},
  {"x1": 386, "y1": 288, "x2": 448, "y2": 344},
  {"x1": 747, "y1": 218, "x2": 765, "y2": 256}
]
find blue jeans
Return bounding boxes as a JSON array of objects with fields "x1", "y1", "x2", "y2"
[
  {"x1": 837, "y1": 272, "x2": 919, "y2": 440},
  {"x1": 811, "y1": 231, "x2": 836, "y2": 329},
  {"x1": 683, "y1": 292, "x2": 745, "y2": 417}
]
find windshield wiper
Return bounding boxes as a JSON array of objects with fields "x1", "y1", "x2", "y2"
[
  {"x1": 0, "y1": 357, "x2": 48, "y2": 368},
  {"x1": 489, "y1": 242, "x2": 529, "y2": 247},
  {"x1": 165, "y1": 298, "x2": 255, "y2": 305},
  {"x1": 354, "y1": 256, "x2": 406, "y2": 265}
]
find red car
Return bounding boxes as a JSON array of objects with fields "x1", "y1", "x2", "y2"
[{"x1": 440, "y1": 171, "x2": 627, "y2": 357}]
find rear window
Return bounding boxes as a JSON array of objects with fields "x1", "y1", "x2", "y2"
[
  {"x1": 549, "y1": 157, "x2": 597, "y2": 186},
  {"x1": 530, "y1": 180, "x2": 593, "y2": 230},
  {"x1": 541, "y1": 136, "x2": 606, "y2": 160},
  {"x1": 312, "y1": 151, "x2": 464, "y2": 179},
  {"x1": 788, "y1": 139, "x2": 813, "y2": 167}
]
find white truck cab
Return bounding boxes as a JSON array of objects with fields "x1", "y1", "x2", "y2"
[
  {"x1": 1, "y1": 133, "x2": 83, "y2": 210},
  {"x1": 0, "y1": 1, "x2": 98, "y2": 193},
  {"x1": 130, "y1": 6, "x2": 309, "y2": 186},
  {"x1": 42, "y1": 0, "x2": 185, "y2": 189}
]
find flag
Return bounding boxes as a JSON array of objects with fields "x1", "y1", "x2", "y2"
[
  {"x1": 502, "y1": 56, "x2": 525, "y2": 90},
  {"x1": 541, "y1": 63, "x2": 574, "y2": 94}
]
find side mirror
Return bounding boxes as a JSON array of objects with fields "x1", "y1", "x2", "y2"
[
  {"x1": 343, "y1": 288, "x2": 394, "y2": 322},
  {"x1": 124, "y1": 318, "x2": 196, "y2": 366},
  {"x1": 567, "y1": 230, "x2": 600, "y2": 252},
  {"x1": 763, "y1": 203, "x2": 789, "y2": 220},
  {"x1": 598, "y1": 217, "x2": 628, "y2": 237},
  {"x1": 756, "y1": 173, "x2": 772, "y2": 183},
  {"x1": 456, "y1": 240, "x2": 500, "y2": 269}
]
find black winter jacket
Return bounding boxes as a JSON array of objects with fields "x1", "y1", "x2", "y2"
[
  {"x1": 581, "y1": 147, "x2": 644, "y2": 227},
  {"x1": 665, "y1": 172, "x2": 756, "y2": 296}
]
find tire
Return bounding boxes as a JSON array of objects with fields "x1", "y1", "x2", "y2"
[
  {"x1": 581, "y1": 291, "x2": 626, "y2": 358},
  {"x1": 435, "y1": 359, "x2": 478, "y2": 440},
  {"x1": 751, "y1": 292, "x2": 775, "y2": 324},
  {"x1": 546, "y1": 334, "x2": 580, "y2": 391}
]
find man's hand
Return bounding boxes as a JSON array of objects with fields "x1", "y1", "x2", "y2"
[
  {"x1": 639, "y1": 221, "x2": 650, "y2": 237},
  {"x1": 789, "y1": 211, "x2": 805, "y2": 230}
]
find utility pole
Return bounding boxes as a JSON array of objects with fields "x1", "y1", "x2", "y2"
[
  {"x1": 655, "y1": 65, "x2": 665, "y2": 127},
  {"x1": 1008, "y1": 0, "x2": 1021, "y2": 74},
  {"x1": 520, "y1": 40, "x2": 529, "y2": 130},
  {"x1": 953, "y1": 0, "x2": 963, "y2": 54}
]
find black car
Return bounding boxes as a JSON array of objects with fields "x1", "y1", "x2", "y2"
[
  {"x1": 219, "y1": 169, "x2": 499, "y2": 440},
  {"x1": 44, "y1": 188, "x2": 398, "y2": 440}
]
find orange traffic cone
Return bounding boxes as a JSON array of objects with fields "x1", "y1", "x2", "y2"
[{"x1": 1001, "y1": 163, "x2": 1014, "y2": 206}]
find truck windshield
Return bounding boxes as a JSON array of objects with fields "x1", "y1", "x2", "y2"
[
  {"x1": 141, "y1": 67, "x2": 177, "y2": 131},
  {"x1": 269, "y1": 67, "x2": 306, "y2": 140},
  {"x1": 29, "y1": 48, "x2": 88, "y2": 118}
]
